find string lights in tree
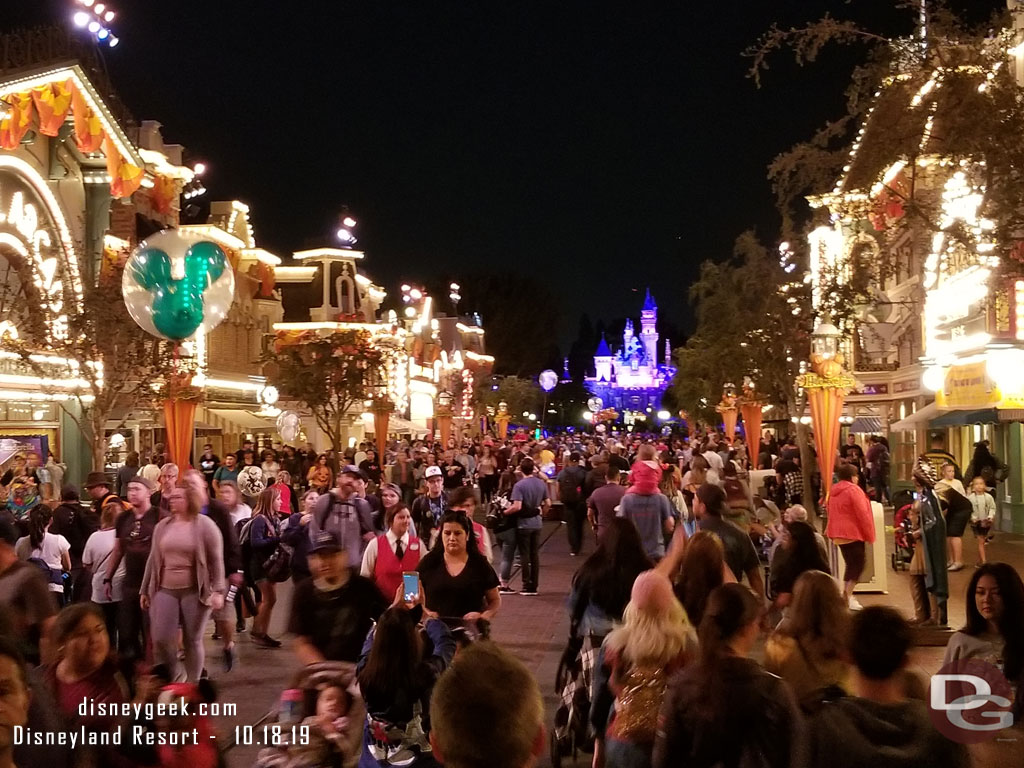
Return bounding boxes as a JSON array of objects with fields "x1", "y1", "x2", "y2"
[{"x1": 71, "y1": 1, "x2": 120, "y2": 48}]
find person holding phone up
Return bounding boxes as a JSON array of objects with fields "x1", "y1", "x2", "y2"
[{"x1": 417, "y1": 511, "x2": 501, "y2": 627}]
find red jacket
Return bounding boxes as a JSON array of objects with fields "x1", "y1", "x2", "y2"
[{"x1": 826, "y1": 480, "x2": 875, "y2": 542}]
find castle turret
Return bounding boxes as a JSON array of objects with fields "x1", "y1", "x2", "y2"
[
  {"x1": 594, "y1": 336, "x2": 613, "y2": 382},
  {"x1": 641, "y1": 288, "x2": 659, "y2": 366}
]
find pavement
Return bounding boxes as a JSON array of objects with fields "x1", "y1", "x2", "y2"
[{"x1": 203, "y1": 517, "x2": 1024, "y2": 767}]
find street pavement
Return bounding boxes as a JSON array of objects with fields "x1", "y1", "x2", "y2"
[{"x1": 205, "y1": 517, "x2": 1024, "y2": 767}]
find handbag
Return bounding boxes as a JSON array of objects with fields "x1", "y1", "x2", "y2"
[{"x1": 262, "y1": 543, "x2": 293, "y2": 583}]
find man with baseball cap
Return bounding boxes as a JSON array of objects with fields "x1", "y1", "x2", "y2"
[
  {"x1": 288, "y1": 530, "x2": 387, "y2": 664},
  {"x1": 411, "y1": 465, "x2": 448, "y2": 549},
  {"x1": 309, "y1": 466, "x2": 375, "y2": 567},
  {"x1": 104, "y1": 474, "x2": 159, "y2": 679}
]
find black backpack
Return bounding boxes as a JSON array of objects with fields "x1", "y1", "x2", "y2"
[{"x1": 558, "y1": 469, "x2": 583, "y2": 505}]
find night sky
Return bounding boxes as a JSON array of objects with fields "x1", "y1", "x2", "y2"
[{"x1": 0, "y1": 1, "x2": 1005, "y2": 347}]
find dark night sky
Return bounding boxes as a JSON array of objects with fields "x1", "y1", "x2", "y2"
[{"x1": 0, "y1": 1, "x2": 1005, "y2": 347}]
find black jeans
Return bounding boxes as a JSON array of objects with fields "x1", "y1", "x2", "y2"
[
  {"x1": 565, "y1": 501, "x2": 585, "y2": 554},
  {"x1": 117, "y1": 590, "x2": 147, "y2": 671},
  {"x1": 515, "y1": 529, "x2": 541, "y2": 592}
]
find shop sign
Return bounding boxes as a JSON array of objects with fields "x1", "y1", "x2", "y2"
[
  {"x1": 893, "y1": 379, "x2": 919, "y2": 394},
  {"x1": 854, "y1": 383, "x2": 889, "y2": 396},
  {"x1": 936, "y1": 361, "x2": 997, "y2": 408}
]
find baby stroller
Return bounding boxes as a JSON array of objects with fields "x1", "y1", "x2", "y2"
[
  {"x1": 255, "y1": 662, "x2": 365, "y2": 768},
  {"x1": 891, "y1": 503, "x2": 915, "y2": 571},
  {"x1": 550, "y1": 606, "x2": 598, "y2": 768}
]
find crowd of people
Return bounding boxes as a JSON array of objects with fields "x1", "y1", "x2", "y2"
[{"x1": 0, "y1": 427, "x2": 1020, "y2": 768}]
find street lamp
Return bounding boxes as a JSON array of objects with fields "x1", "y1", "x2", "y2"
[
  {"x1": 450, "y1": 282, "x2": 461, "y2": 316},
  {"x1": 811, "y1": 319, "x2": 842, "y2": 360},
  {"x1": 336, "y1": 208, "x2": 358, "y2": 247}
]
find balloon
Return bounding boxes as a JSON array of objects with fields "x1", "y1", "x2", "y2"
[
  {"x1": 123, "y1": 230, "x2": 235, "y2": 341},
  {"x1": 276, "y1": 410, "x2": 301, "y2": 443}
]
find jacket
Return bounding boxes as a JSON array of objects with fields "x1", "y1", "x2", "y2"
[
  {"x1": 825, "y1": 481, "x2": 875, "y2": 542},
  {"x1": 410, "y1": 493, "x2": 448, "y2": 546},
  {"x1": 205, "y1": 499, "x2": 242, "y2": 576},
  {"x1": 140, "y1": 514, "x2": 225, "y2": 606}
]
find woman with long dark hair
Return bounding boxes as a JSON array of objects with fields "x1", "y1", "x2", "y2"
[
  {"x1": 944, "y1": 562, "x2": 1024, "y2": 718},
  {"x1": 671, "y1": 530, "x2": 734, "y2": 627},
  {"x1": 569, "y1": 517, "x2": 653, "y2": 642},
  {"x1": 652, "y1": 584, "x2": 803, "y2": 768},
  {"x1": 357, "y1": 603, "x2": 455, "y2": 767},
  {"x1": 417, "y1": 511, "x2": 499, "y2": 626},
  {"x1": 769, "y1": 520, "x2": 831, "y2": 609},
  {"x1": 16, "y1": 505, "x2": 70, "y2": 608},
  {"x1": 249, "y1": 486, "x2": 283, "y2": 648}
]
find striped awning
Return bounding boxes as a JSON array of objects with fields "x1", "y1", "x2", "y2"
[{"x1": 849, "y1": 417, "x2": 882, "y2": 433}]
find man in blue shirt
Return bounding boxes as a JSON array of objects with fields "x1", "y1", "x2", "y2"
[{"x1": 507, "y1": 458, "x2": 550, "y2": 595}]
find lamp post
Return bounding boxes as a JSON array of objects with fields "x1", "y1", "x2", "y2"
[
  {"x1": 370, "y1": 395, "x2": 393, "y2": 455},
  {"x1": 797, "y1": 318, "x2": 856, "y2": 507},
  {"x1": 716, "y1": 382, "x2": 739, "y2": 444},
  {"x1": 739, "y1": 377, "x2": 764, "y2": 459},
  {"x1": 437, "y1": 390, "x2": 454, "y2": 449},
  {"x1": 495, "y1": 400, "x2": 510, "y2": 441}
]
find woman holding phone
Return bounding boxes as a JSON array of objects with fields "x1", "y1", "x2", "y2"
[{"x1": 417, "y1": 511, "x2": 500, "y2": 626}]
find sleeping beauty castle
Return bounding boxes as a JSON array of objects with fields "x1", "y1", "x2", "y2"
[{"x1": 585, "y1": 289, "x2": 676, "y2": 417}]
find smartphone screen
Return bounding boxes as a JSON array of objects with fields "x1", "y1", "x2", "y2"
[{"x1": 402, "y1": 571, "x2": 419, "y2": 603}]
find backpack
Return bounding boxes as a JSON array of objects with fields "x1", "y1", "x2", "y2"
[
  {"x1": 613, "y1": 664, "x2": 669, "y2": 743},
  {"x1": 558, "y1": 470, "x2": 583, "y2": 505}
]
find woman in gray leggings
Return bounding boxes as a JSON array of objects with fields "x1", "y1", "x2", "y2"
[{"x1": 140, "y1": 485, "x2": 225, "y2": 681}]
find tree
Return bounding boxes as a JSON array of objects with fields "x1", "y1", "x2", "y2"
[
  {"x1": 475, "y1": 375, "x2": 543, "y2": 422},
  {"x1": 0, "y1": 261, "x2": 177, "y2": 473},
  {"x1": 262, "y1": 329, "x2": 397, "y2": 451}
]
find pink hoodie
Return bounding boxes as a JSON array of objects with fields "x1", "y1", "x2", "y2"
[
  {"x1": 626, "y1": 460, "x2": 662, "y2": 495},
  {"x1": 825, "y1": 480, "x2": 875, "y2": 542}
]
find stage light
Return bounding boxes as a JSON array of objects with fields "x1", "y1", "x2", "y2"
[
  {"x1": 88, "y1": 21, "x2": 100, "y2": 33},
  {"x1": 342, "y1": 216, "x2": 356, "y2": 228},
  {"x1": 108, "y1": 36, "x2": 119, "y2": 47},
  {"x1": 105, "y1": 11, "x2": 115, "y2": 21},
  {"x1": 400, "y1": 284, "x2": 411, "y2": 292},
  {"x1": 97, "y1": 28, "x2": 109, "y2": 40},
  {"x1": 94, "y1": 3, "x2": 105, "y2": 13},
  {"x1": 409, "y1": 289, "x2": 423, "y2": 300},
  {"x1": 73, "y1": 12, "x2": 90, "y2": 27},
  {"x1": 404, "y1": 307, "x2": 417, "y2": 318},
  {"x1": 81, "y1": 0, "x2": 94, "y2": 7},
  {"x1": 193, "y1": 162, "x2": 206, "y2": 176},
  {"x1": 336, "y1": 228, "x2": 353, "y2": 242}
]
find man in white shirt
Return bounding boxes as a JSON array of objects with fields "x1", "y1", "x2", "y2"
[{"x1": 702, "y1": 443, "x2": 725, "y2": 473}]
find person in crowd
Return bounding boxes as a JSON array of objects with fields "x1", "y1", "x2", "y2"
[
  {"x1": 569, "y1": 517, "x2": 652, "y2": 643},
  {"x1": 44, "y1": 452, "x2": 66, "y2": 502},
  {"x1": 84, "y1": 470, "x2": 117, "y2": 517},
  {"x1": 841, "y1": 434, "x2": 865, "y2": 482},
  {"x1": 477, "y1": 443, "x2": 499, "y2": 505},
  {"x1": 965, "y1": 439, "x2": 1007, "y2": 497},
  {"x1": 943, "y1": 562, "x2": 1024, "y2": 719},
  {"x1": 261, "y1": 449, "x2": 281, "y2": 484},
  {"x1": 411, "y1": 465, "x2": 449, "y2": 549},
  {"x1": 765, "y1": 570, "x2": 849, "y2": 711},
  {"x1": 668, "y1": 529, "x2": 734, "y2": 627},
  {"x1": 505, "y1": 458, "x2": 548, "y2": 596},
  {"x1": 116, "y1": 451, "x2": 141, "y2": 498},
  {"x1": 924, "y1": 432, "x2": 960, "y2": 479},
  {"x1": 0, "y1": 636, "x2": 31, "y2": 768},
  {"x1": 809, "y1": 607, "x2": 967, "y2": 768},
  {"x1": 140, "y1": 485, "x2": 225, "y2": 681},
  {"x1": 42, "y1": 603, "x2": 130, "y2": 766},
  {"x1": 617, "y1": 469, "x2": 675, "y2": 561},
  {"x1": 310, "y1": 467, "x2": 376, "y2": 566},
  {"x1": 359, "y1": 448, "x2": 383, "y2": 487},
  {"x1": 353, "y1": 442, "x2": 368, "y2": 469},
  {"x1": 82, "y1": 497, "x2": 127, "y2": 644},
  {"x1": 104, "y1": 475, "x2": 158, "y2": 678},
  {"x1": 935, "y1": 461, "x2": 972, "y2": 573},
  {"x1": 775, "y1": 457, "x2": 804, "y2": 509},
  {"x1": 358, "y1": 600, "x2": 455, "y2": 767},
  {"x1": 826, "y1": 462, "x2": 875, "y2": 610},
  {"x1": 448, "y1": 485, "x2": 493, "y2": 563},
  {"x1": 351, "y1": 469, "x2": 383, "y2": 527},
  {"x1": 865, "y1": 435, "x2": 891, "y2": 505},
  {"x1": 430, "y1": 641, "x2": 545, "y2": 768},
  {"x1": 659, "y1": 465, "x2": 690, "y2": 540},
  {"x1": 275, "y1": 470, "x2": 296, "y2": 516},
  {"x1": 198, "y1": 443, "x2": 220, "y2": 492},
  {"x1": 281, "y1": 489, "x2": 319, "y2": 584},
  {"x1": 967, "y1": 475, "x2": 997, "y2": 567},
  {"x1": 376, "y1": 482, "x2": 404, "y2": 535},
  {"x1": 183, "y1": 469, "x2": 243, "y2": 670},
  {"x1": 150, "y1": 462, "x2": 180, "y2": 518},
  {"x1": 592, "y1": 570, "x2": 696, "y2": 768},
  {"x1": 588, "y1": 465, "x2": 625, "y2": 540},
  {"x1": 720, "y1": 461, "x2": 752, "y2": 529},
  {"x1": 768, "y1": 520, "x2": 831, "y2": 609},
  {"x1": 494, "y1": 470, "x2": 520, "y2": 594},
  {"x1": 0, "y1": 517, "x2": 57, "y2": 664},
  {"x1": 308, "y1": 454, "x2": 334, "y2": 494},
  {"x1": 290, "y1": 530, "x2": 389, "y2": 664},
  {"x1": 557, "y1": 451, "x2": 589, "y2": 557},
  {"x1": 217, "y1": 479, "x2": 252, "y2": 527},
  {"x1": 49, "y1": 484, "x2": 96, "y2": 603},
  {"x1": 138, "y1": 454, "x2": 161, "y2": 485},
  {"x1": 442, "y1": 452, "x2": 467, "y2": 491},
  {"x1": 16, "y1": 506, "x2": 71, "y2": 609},
  {"x1": 238, "y1": 450, "x2": 267, "y2": 506},
  {"x1": 212, "y1": 452, "x2": 239, "y2": 494},
  {"x1": 652, "y1": 583, "x2": 803, "y2": 768},
  {"x1": 235, "y1": 439, "x2": 255, "y2": 465},
  {"x1": 361, "y1": 499, "x2": 422, "y2": 600},
  {"x1": 912, "y1": 458, "x2": 949, "y2": 627},
  {"x1": 418, "y1": 511, "x2": 500, "y2": 625},
  {"x1": 693, "y1": 483, "x2": 764, "y2": 598},
  {"x1": 248, "y1": 486, "x2": 284, "y2": 648}
]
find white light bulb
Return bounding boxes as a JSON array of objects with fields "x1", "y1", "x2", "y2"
[
  {"x1": 95, "y1": 4, "x2": 105, "y2": 14},
  {"x1": 105, "y1": 11, "x2": 115, "y2": 21},
  {"x1": 108, "y1": 36, "x2": 119, "y2": 47},
  {"x1": 88, "y1": 21, "x2": 100, "y2": 32},
  {"x1": 193, "y1": 162, "x2": 206, "y2": 176},
  {"x1": 73, "y1": 11, "x2": 90, "y2": 27},
  {"x1": 342, "y1": 216, "x2": 357, "y2": 228}
]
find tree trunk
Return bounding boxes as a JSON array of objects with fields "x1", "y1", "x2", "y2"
[{"x1": 797, "y1": 422, "x2": 817, "y2": 521}]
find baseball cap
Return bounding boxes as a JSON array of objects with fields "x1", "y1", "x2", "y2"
[
  {"x1": 424, "y1": 465, "x2": 443, "y2": 479},
  {"x1": 310, "y1": 530, "x2": 343, "y2": 554},
  {"x1": 340, "y1": 465, "x2": 365, "y2": 479},
  {"x1": 127, "y1": 475, "x2": 156, "y2": 492}
]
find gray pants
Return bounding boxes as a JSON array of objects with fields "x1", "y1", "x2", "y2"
[{"x1": 150, "y1": 588, "x2": 211, "y2": 682}]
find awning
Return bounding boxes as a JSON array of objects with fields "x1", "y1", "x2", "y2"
[
  {"x1": 890, "y1": 402, "x2": 938, "y2": 431},
  {"x1": 388, "y1": 417, "x2": 429, "y2": 437},
  {"x1": 207, "y1": 408, "x2": 275, "y2": 430},
  {"x1": 929, "y1": 408, "x2": 999, "y2": 428},
  {"x1": 849, "y1": 417, "x2": 882, "y2": 433}
]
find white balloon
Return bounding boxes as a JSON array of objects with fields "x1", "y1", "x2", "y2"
[
  {"x1": 122, "y1": 229, "x2": 235, "y2": 341},
  {"x1": 277, "y1": 410, "x2": 301, "y2": 443}
]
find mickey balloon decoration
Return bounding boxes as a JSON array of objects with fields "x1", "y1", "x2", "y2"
[
  {"x1": 123, "y1": 230, "x2": 235, "y2": 341},
  {"x1": 276, "y1": 410, "x2": 301, "y2": 443}
]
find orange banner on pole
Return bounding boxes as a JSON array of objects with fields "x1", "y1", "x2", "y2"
[
  {"x1": 807, "y1": 387, "x2": 846, "y2": 502},
  {"x1": 740, "y1": 402, "x2": 762, "y2": 452},
  {"x1": 163, "y1": 399, "x2": 198, "y2": 470},
  {"x1": 721, "y1": 407, "x2": 738, "y2": 442}
]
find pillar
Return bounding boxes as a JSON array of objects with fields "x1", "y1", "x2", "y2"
[{"x1": 1005, "y1": 422, "x2": 1024, "y2": 533}]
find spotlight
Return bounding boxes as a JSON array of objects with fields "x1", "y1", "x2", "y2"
[
  {"x1": 342, "y1": 216, "x2": 356, "y2": 228},
  {"x1": 81, "y1": 0, "x2": 94, "y2": 7},
  {"x1": 336, "y1": 228, "x2": 353, "y2": 242},
  {"x1": 73, "y1": 11, "x2": 90, "y2": 27},
  {"x1": 193, "y1": 162, "x2": 206, "y2": 176},
  {"x1": 105, "y1": 11, "x2": 115, "y2": 21},
  {"x1": 88, "y1": 21, "x2": 100, "y2": 33},
  {"x1": 94, "y1": 3, "x2": 105, "y2": 13},
  {"x1": 108, "y1": 36, "x2": 119, "y2": 47},
  {"x1": 97, "y1": 28, "x2": 109, "y2": 40}
]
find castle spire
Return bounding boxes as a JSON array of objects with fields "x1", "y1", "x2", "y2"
[{"x1": 643, "y1": 287, "x2": 657, "y2": 312}]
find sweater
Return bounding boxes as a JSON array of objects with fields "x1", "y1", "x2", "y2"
[
  {"x1": 825, "y1": 481, "x2": 875, "y2": 542},
  {"x1": 140, "y1": 514, "x2": 225, "y2": 606}
]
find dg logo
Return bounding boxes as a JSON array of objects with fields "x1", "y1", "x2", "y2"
[{"x1": 929, "y1": 658, "x2": 1016, "y2": 744}]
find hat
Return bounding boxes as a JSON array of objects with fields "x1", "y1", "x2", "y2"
[
  {"x1": 310, "y1": 530, "x2": 343, "y2": 554},
  {"x1": 127, "y1": 475, "x2": 156, "y2": 492},
  {"x1": 380, "y1": 482, "x2": 401, "y2": 497},
  {"x1": 424, "y1": 465, "x2": 443, "y2": 479},
  {"x1": 630, "y1": 570, "x2": 676, "y2": 615},
  {"x1": 340, "y1": 465, "x2": 366, "y2": 479},
  {"x1": 913, "y1": 456, "x2": 938, "y2": 487},
  {"x1": 84, "y1": 471, "x2": 112, "y2": 490}
]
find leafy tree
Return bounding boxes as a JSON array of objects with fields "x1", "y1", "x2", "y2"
[
  {"x1": 475, "y1": 375, "x2": 543, "y2": 422},
  {"x1": 262, "y1": 329, "x2": 397, "y2": 451}
]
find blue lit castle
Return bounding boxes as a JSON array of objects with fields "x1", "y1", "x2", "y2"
[{"x1": 586, "y1": 289, "x2": 676, "y2": 417}]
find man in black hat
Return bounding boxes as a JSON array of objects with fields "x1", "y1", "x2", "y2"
[
  {"x1": 84, "y1": 472, "x2": 116, "y2": 519},
  {"x1": 288, "y1": 530, "x2": 388, "y2": 664}
]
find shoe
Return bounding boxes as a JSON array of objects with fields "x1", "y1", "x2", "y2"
[
  {"x1": 262, "y1": 634, "x2": 282, "y2": 648},
  {"x1": 236, "y1": 620, "x2": 246, "y2": 633},
  {"x1": 251, "y1": 633, "x2": 275, "y2": 648},
  {"x1": 223, "y1": 645, "x2": 236, "y2": 671},
  {"x1": 569, "y1": 552, "x2": 578, "y2": 557},
  {"x1": 948, "y1": 562, "x2": 964, "y2": 572},
  {"x1": 847, "y1": 597, "x2": 864, "y2": 611},
  {"x1": 520, "y1": 589, "x2": 538, "y2": 596},
  {"x1": 498, "y1": 586, "x2": 516, "y2": 594},
  {"x1": 945, "y1": 561, "x2": 954, "y2": 568},
  {"x1": 200, "y1": 668, "x2": 208, "y2": 680},
  {"x1": 212, "y1": 629, "x2": 222, "y2": 641}
]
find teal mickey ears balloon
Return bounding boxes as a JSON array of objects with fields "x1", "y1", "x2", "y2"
[{"x1": 122, "y1": 231, "x2": 235, "y2": 342}]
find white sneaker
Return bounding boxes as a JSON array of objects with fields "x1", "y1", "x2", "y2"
[{"x1": 848, "y1": 597, "x2": 864, "y2": 611}]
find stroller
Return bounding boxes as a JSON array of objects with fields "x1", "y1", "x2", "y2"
[
  {"x1": 891, "y1": 503, "x2": 915, "y2": 571},
  {"x1": 550, "y1": 599, "x2": 599, "y2": 768}
]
